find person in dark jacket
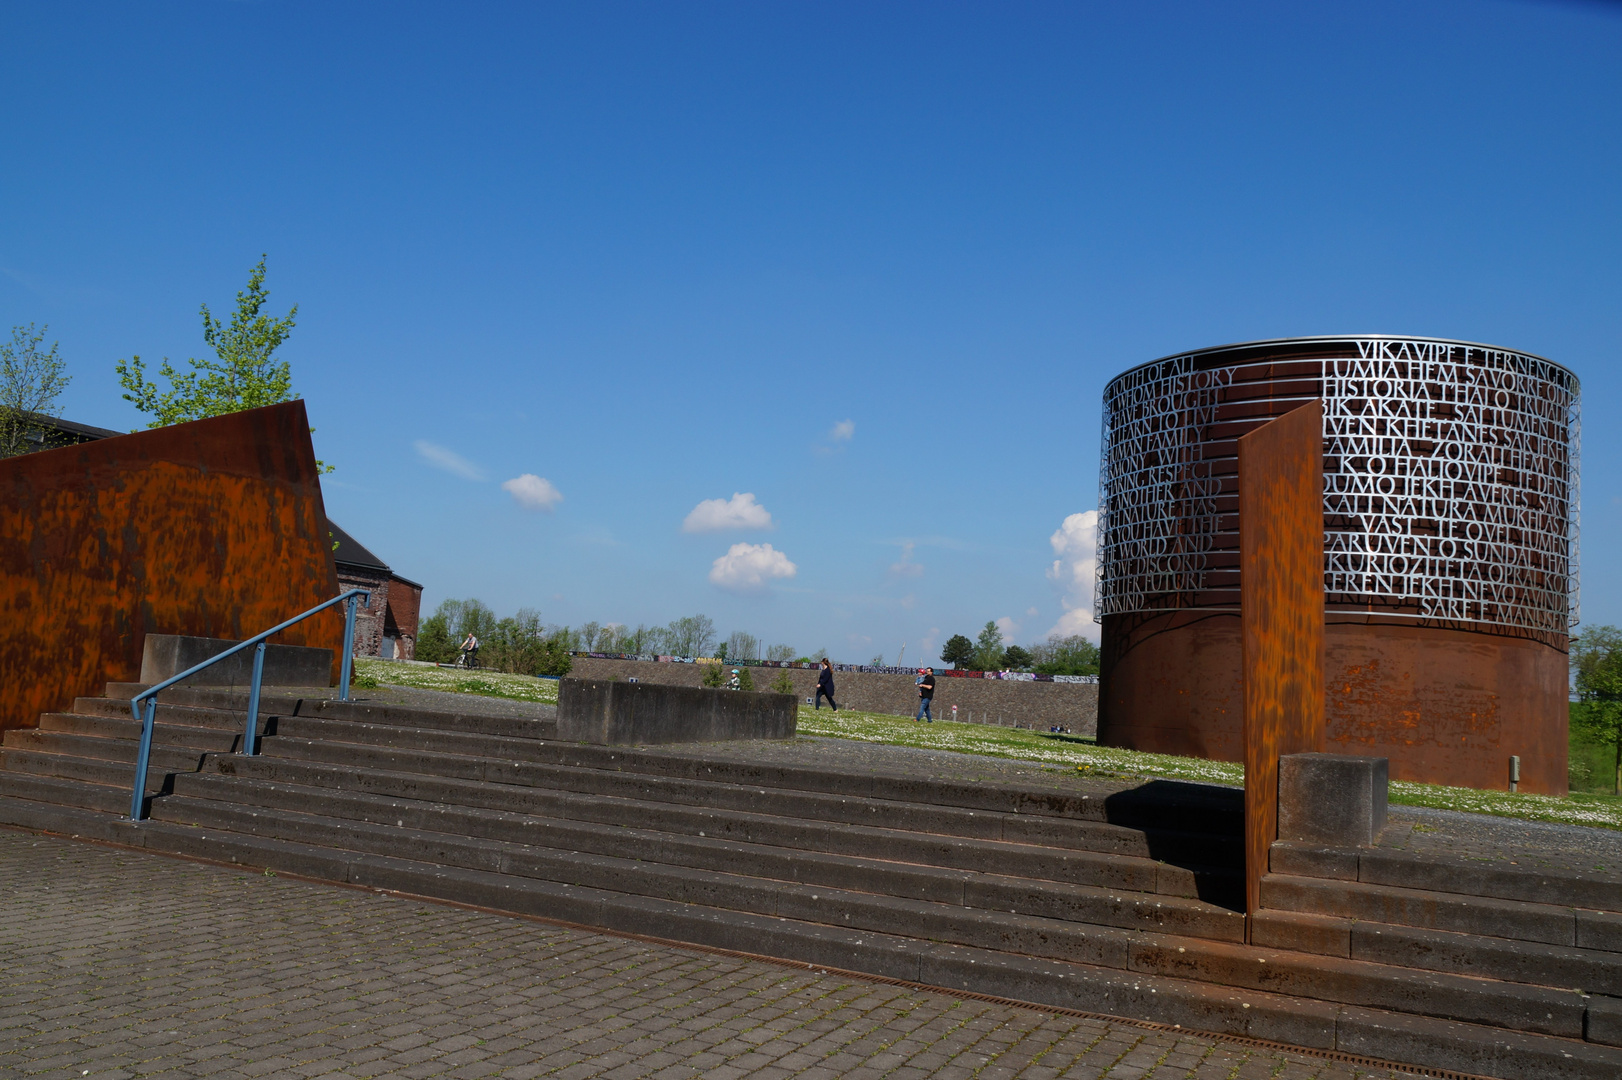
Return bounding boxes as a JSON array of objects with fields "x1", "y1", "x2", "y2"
[
  {"x1": 815, "y1": 658, "x2": 837, "y2": 710},
  {"x1": 915, "y1": 667, "x2": 936, "y2": 722}
]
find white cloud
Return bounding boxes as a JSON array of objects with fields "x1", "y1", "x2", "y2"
[
  {"x1": 1026, "y1": 606, "x2": 1039, "y2": 617},
  {"x1": 502, "y1": 474, "x2": 563, "y2": 511},
  {"x1": 1046, "y1": 509, "x2": 1101, "y2": 641},
  {"x1": 414, "y1": 440, "x2": 484, "y2": 481},
  {"x1": 919, "y1": 628, "x2": 940, "y2": 661},
  {"x1": 708, "y1": 542, "x2": 798, "y2": 593},
  {"x1": 682, "y1": 492, "x2": 773, "y2": 533},
  {"x1": 888, "y1": 540, "x2": 924, "y2": 578},
  {"x1": 829, "y1": 419, "x2": 855, "y2": 442},
  {"x1": 995, "y1": 616, "x2": 1021, "y2": 643}
]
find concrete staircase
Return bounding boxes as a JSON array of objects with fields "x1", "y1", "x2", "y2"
[{"x1": 2, "y1": 685, "x2": 1620, "y2": 1080}]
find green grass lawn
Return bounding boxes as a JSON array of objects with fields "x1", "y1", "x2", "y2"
[
  {"x1": 354, "y1": 659, "x2": 1622, "y2": 831},
  {"x1": 353, "y1": 658, "x2": 560, "y2": 706}
]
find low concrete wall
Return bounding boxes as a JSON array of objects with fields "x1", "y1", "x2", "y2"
[
  {"x1": 558, "y1": 678, "x2": 796, "y2": 745},
  {"x1": 1278, "y1": 753, "x2": 1389, "y2": 848},
  {"x1": 140, "y1": 635, "x2": 333, "y2": 688},
  {"x1": 566, "y1": 657, "x2": 1098, "y2": 734}
]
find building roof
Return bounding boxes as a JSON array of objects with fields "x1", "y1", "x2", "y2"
[
  {"x1": 328, "y1": 519, "x2": 390, "y2": 572},
  {"x1": 329, "y1": 519, "x2": 423, "y2": 590},
  {"x1": 36, "y1": 414, "x2": 127, "y2": 440}
]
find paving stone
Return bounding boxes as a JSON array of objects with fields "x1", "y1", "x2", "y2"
[{"x1": 0, "y1": 827, "x2": 1433, "y2": 1079}]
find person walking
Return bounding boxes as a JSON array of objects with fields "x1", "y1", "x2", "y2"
[
  {"x1": 815, "y1": 658, "x2": 837, "y2": 711},
  {"x1": 915, "y1": 667, "x2": 936, "y2": 722}
]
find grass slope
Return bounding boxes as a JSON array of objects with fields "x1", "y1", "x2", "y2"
[{"x1": 355, "y1": 659, "x2": 1622, "y2": 831}]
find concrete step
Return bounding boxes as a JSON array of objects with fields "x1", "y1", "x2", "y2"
[
  {"x1": 280, "y1": 698, "x2": 558, "y2": 740},
  {"x1": 0, "y1": 768, "x2": 136, "y2": 814},
  {"x1": 1261, "y1": 873, "x2": 1622, "y2": 952},
  {"x1": 2, "y1": 793, "x2": 1619, "y2": 1078},
  {"x1": 0, "y1": 730, "x2": 212, "y2": 773},
  {"x1": 171, "y1": 770, "x2": 1246, "y2": 940},
  {"x1": 70, "y1": 697, "x2": 263, "y2": 733},
  {"x1": 257, "y1": 735, "x2": 1243, "y2": 880},
  {"x1": 1253, "y1": 909, "x2": 1622, "y2": 996},
  {"x1": 104, "y1": 682, "x2": 320, "y2": 710},
  {"x1": 268, "y1": 715, "x2": 550, "y2": 762},
  {"x1": 100, "y1": 684, "x2": 562, "y2": 739},
  {"x1": 108, "y1": 684, "x2": 1245, "y2": 836},
  {"x1": 200, "y1": 754, "x2": 1239, "y2": 904},
  {"x1": 1274, "y1": 841, "x2": 1622, "y2": 915},
  {"x1": 0, "y1": 747, "x2": 171, "y2": 793},
  {"x1": 146, "y1": 790, "x2": 1596, "y2": 1041},
  {"x1": 37, "y1": 713, "x2": 245, "y2": 752}
]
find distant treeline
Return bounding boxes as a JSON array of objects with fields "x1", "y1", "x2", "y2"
[{"x1": 415, "y1": 599, "x2": 1099, "y2": 679}]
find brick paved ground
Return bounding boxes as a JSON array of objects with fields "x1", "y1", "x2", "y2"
[{"x1": 0, "y1": 828, "x2": 1425, "y2": 1080}]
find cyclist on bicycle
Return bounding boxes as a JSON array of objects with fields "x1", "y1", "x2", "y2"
[{"x1": 459, "y1": 632, "x2": 480, "y2": 669}]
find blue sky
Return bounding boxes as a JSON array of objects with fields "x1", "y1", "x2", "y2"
[{"x1": 3, "y1": 1, "x2": 1619, "y2": 663}]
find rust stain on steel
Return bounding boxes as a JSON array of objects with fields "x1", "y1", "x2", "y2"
[
  {"x1": 1098, "y1": 615, "x2": 1568, "y2": 794},
  {"x1": 0, "y1": 401, "x2": 342, "y2": 733},
  {"x1": 1239, "y1": 400, "x2": 1325, "y2": 929}
]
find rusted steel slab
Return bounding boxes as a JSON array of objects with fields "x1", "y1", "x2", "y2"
[
  {"x1": 0, "y1": 401, "x2": 341, "y2": 733},
  {"x1": 1239, "y1": 399, "x2": 1325, "y2": 931},
  {"x1": 1098, "y1": 615, "x2": 1568, "y2": 795}
]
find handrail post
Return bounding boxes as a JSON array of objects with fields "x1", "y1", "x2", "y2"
[
  {"x1": 244, "y1": 641, "x2": 267, "y2": 755},
  {"x1": 339, "y1": 593, "x2": 360, "y2": 702},
  {"x1": 129, "y1": 698, "x2": 157, "y2": 821},
  {"x1": 125, "y1": 587, "x2": 370, "y2": 819}
]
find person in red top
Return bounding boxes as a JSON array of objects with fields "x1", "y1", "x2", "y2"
[{"x1": 915, "y1": 667, "x2": 936, "y2": 722}]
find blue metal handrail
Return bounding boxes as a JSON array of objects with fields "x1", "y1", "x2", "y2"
[{"x1": 127, "y1": 587, "x2": 370, "y2": 821}]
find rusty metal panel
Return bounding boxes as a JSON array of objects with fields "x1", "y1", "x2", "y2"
[
  {"x1": 1099, "y1": 614, "x2": 1568, "y2": 795},
  {"x1": 0, "y1": 401, "x2": 342, "y2": 733},
  {"x1": 1239, "y1": 400, "x2": 1325, "y2": 928}
]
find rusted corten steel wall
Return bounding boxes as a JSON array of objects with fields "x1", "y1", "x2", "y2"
[
  {"x1": 1096, "y1": 337, "x2": 1579, "y2": 795},
  {"x1": 0, "y1": 401, "x2": 342, "y2": 733},
  {"x1": 1239, "y1": 402, "x2": 1325, "y2": 925}
]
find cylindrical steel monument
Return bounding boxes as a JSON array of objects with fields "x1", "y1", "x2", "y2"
[{"x1": 1096, "y1": 336, "x2": 1579, "y2": 794}]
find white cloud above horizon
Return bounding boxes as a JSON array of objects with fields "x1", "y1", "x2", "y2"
[
  {"x1": 709, "y1": 542, "x2": 798, "y2": 593},
  {"x1": 1047, "y1": 510, "x2": 1100, "y2": 641},
  {"x1": 829, "y1": 419, "x2": 855, "y2": 442},
  {"x1": 503, "y1": 473, "x2": 563, "y2": 511},
  {"x1": 683, "y1": 492, "x2": 773, "y2": 533},
  {"x1": 414, "y1": 440, "x2": 485, "y2": 481},
  {"x1": 888, "y1": 540, "x2": 924, "y2": 578}
]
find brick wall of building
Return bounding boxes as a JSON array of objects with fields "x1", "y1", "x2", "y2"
[
  {"x1": 566, "y1": 657, "x2": 1098, "y2": 734},
  {"x1": 336, "y1": 567, "x2": 392, "y2": 658},
  {"x1": 384, "y1": 578, "x2": 421, "y2": 660}
]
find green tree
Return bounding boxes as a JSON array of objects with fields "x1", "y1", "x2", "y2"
[
  {"x1": 664, "y1": 614, "x2": 717, "y2": 657},
  {"x1": 726, "y1": 631, "x2": 760, "y2": 661},
  {"x1": 1573, "y1": 625, "x2": 1622, "y2": 795},
  {"x1": 0, "y1": 323, "x2": 71, "y2": 458},
  {"x1": 415, "y1": 611, "x2": 455, "y2": 663},
  {"x1": 972, "y1": 621, "x2": 1005, "y2": 672},
  {"x1": 736, "y1": 667, "x2": 755, "y2": 692},
  {"x1": 1002, "y1": 645, "x2": 1034, "y2": 671},
  {"x1": 940, "y1": 634, "x2": 974, "y2": 670},
  {"x1": 701, "y1": 663, "x2": 726, "y2": 687},
  {"x1": 769, "y1": 671, "x2": 795, "y2": 695},
  {"x1": 116, "y1": 256, "x2": 329, "y2": 470},
  {"x1": 1031, "y1": 634, "x2": 1101, "y2": 677}
]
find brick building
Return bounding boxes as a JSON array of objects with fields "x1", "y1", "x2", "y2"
[{"x1": 329, "y1": 521, "x2": 423, "y2": 660}]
